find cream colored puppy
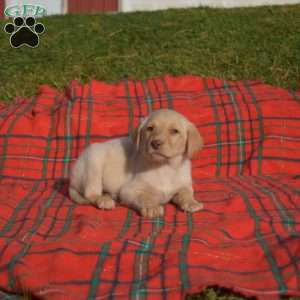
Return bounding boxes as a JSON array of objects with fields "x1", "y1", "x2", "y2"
[{"x1": 69, "y1": 109, "x2": 204, "y2": 218}]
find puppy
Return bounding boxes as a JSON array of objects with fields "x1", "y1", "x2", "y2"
[{"x1": 69, "y1": 109, "x2": 204, "y2": 218}]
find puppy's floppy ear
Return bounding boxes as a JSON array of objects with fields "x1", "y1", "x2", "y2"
[
  {"x1": 130, "y1": 117, "x2": 147, "y2": 150},
  {"x1": 130, "y1": 127, "x2": 140, "y2": 149},
  {"x1": 185, "y1": 122, "x2": 204, "y2": 159}
]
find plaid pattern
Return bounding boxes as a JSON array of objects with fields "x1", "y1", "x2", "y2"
[{"x1": 0, "y1": 75, "x2": 300, "y2": 300}]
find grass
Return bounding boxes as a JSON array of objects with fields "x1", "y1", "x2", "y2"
[
  {"x1": 187, "y1": 286, "x2": 300, "y2": 300},
  {"x1": 0, "y1": 4, "x2": 299, "y2": 103},
  {"x1": 1, "y1": 4, "x2": 300, "y2": 300},
  {"x1": 187, "y1": 286, "x2": 256, "y2": 300}
]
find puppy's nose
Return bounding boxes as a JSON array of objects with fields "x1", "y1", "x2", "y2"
[{"x1": 151, "y1": 139, "x2": 163, "y2": 150}]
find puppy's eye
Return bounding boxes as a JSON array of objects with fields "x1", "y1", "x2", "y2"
[
  {"x1": 170, "y1": 128, "x2": 179, "y2": 135},
  {"x1": 146, "y1": 126, "x2": 154, "y2": 132}
]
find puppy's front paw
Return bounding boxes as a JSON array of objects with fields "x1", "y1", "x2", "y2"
[
  {"x1": 173, "y1": 188, "x2": 203, "y2": 213},
  {"x1": 96, "y1": 194, "x2": 116, "y2": 210},
  {"x1": 181, "y1": 200, "x2": 203, "y2": 213},
  {"x1": 140, "y1": 206, "x2": 164, "y2": 218}
]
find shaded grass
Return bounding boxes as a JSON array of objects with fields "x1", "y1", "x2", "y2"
[
  {"x1": 0, "y1": 4, "x2": 300, "y2": 103},
  {"x1": 187, "y1": 286, "x2": 300, "y2": 300},
  {"x1": 187, "y1": 286, "x2": 256, "y2": 300}
]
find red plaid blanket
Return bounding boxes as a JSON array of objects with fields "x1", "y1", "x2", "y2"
[{"x1": 0, "y1": 75, "x2": 300, "y2": 300}]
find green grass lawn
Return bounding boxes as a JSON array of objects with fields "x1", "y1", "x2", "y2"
[
  {"x1": 1, "y1": 4, "x2": 300, "y2": 300},
  {"x1": 0, "y1": 4, "x2": 299, "y2": 103}
]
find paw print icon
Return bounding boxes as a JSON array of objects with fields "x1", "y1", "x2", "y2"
[{"x1": 4, "y1": 16, "x2": 45, "y2": 48}]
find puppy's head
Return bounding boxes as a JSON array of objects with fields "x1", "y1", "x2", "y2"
[{"x1": 132, "y1": 109, "x2": 203, "y2": 164}]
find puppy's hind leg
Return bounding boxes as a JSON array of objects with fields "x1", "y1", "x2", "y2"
[
  {"x1": 83, "y1": 173, "x2": 116, "y2": 210},
  {"x1": 70, "y1": 186, "x2": 115, "y2": 209},
  {"x1": 70, "y1": 165, "x2": 116, "y2": 210},
  {"x1": 95, "y1": 193, "x2": 116, "y2": 210},
  {"x1": 69, "y1": 186, "x2": 90, "y2": 204}
]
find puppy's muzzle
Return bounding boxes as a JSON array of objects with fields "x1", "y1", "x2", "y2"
[{"x1": 151, "y1": 139, "x2": 163, "y2": 150}]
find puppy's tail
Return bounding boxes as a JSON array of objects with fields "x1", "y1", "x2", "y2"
[{"x1": 69, "y1": 186, "x2": 89, "y2": 204}]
